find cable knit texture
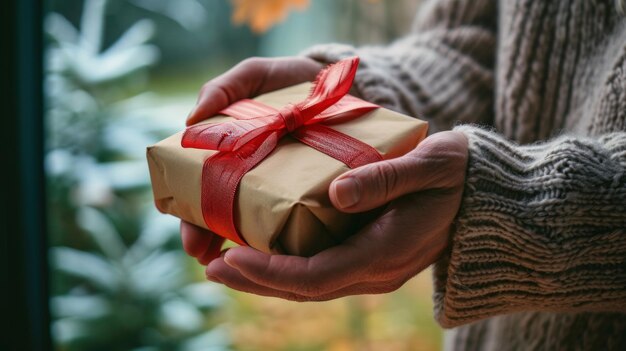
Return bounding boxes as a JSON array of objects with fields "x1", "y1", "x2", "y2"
[{"x1": 305, "y1": 0, "x2": 626, "y2": 349}]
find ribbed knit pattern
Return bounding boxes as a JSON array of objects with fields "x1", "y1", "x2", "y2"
[
  {"x1": 435, "y1": 126, "x2": 626, "y2": 339},
  {"x1": 305, "y1": 0, "x2": 626, "y2": 349}
]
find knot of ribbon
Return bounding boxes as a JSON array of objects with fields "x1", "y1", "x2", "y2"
[
  {"x1": 181, "y1": 56, "x2": 382, "y2": 245},
  {"x1": 278, "y1": 104, "x2": 305, "y2": 132}
]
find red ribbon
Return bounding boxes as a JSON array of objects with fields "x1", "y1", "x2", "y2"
[{"x1": 181, "y1": 57, "x2": 382, "y2": 245}]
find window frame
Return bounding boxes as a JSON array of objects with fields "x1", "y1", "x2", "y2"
[{"x1": 1, "y1": 0, "x2": 51, "y2": 350}]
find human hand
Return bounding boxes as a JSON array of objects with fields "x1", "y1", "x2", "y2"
[
  {"x1": 182, "y1": 130, "x2": 468, "y2": 301},
  {"x1": 185, "y1": 56, "x2": 324, "y2": 126},
  {"x1": 180, "y1": 56, "x2": 323, "y2": 263}
]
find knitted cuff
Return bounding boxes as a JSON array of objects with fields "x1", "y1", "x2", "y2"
[{"x1": 433, "y1": 125, "x2": 626, "y2": 328}]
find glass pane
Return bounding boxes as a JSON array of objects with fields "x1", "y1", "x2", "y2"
[{"x1": 44, "y1": 1, "x2": 438, "y2": 350}]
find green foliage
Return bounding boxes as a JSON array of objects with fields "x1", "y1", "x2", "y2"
[
  {"x1": 45, "y1": 1, "x2": 229, "y2": 350},
  {"x1": 49, "y1": 210, "x2": 230, "y2": 351}
]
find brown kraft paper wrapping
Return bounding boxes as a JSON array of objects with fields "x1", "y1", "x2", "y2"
[{"x1": 147, "y1": 82, "x2": 428, "y2": 256}]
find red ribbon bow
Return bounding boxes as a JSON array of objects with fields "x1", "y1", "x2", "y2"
[{"x1": 182, "y1": 57, "x2": 382, "y2": 245}]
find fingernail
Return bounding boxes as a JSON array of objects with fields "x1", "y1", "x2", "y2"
[
  {"x1": 223, "y1": 250, "x2": 237, "y2": 268},
  {"x1": 333, "y1": 177, "x2": 360, "y2": 208}
]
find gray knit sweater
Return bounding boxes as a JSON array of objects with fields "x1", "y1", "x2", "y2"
[{"x1": 305, "y1": 0, "x2": 626, "y2": 349}]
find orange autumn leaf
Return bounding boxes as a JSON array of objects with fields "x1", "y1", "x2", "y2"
[{"x1": 231, "y1": 0, "x2": 310, "y2": 33}]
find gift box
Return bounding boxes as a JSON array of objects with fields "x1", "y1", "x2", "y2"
[{"x1": 147, "y1": 57, "x2": 428, "y2": 256}]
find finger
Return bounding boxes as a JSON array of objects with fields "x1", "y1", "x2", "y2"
[
  {"x1": 186, "y1": 57, "x2": 323, "y2": 126},
  {"x1": 329, "y1": 131, "x2": 468, "y2": 213},
  {"x1": 328, "y1": 158, "x2": 424, "y2": 213},
  {"x1": 220, "y1": 244, "x2": 370, "y2": 297},
  {"x1": 306, "y1": 279, "x2": 408, "y2": 301},
  {"x1": 206, "y1": 257, "x2": 305, "y2": 300},
  {"x1": 210, "y1": 201, "x2": 425, "y2": 300},
  {"x1": 196, "y1": 234, "x2": 226, "y2": 265},
  {"x1": 180, "y1": 221, "x2": 213, "y2": 257},
  {"x1": 186, "y1": 59, "x2": 266, "y2": 126},
  {"x1": 209, "y1": 255, "x2": 408, "y2": 301}
]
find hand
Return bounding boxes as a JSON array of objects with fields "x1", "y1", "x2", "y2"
[
  {"x1": 180, "y1": 56, "x2": 324, "y2": 263},
  {"x1": 182, "y1": 131, "x2": 469, "y2": 301},
  {"x1": 186, "y1": 56, "x2": 324, "y2": 126}
]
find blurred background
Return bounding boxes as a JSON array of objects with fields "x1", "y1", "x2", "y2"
[{"x1": 44, "y1": 0, "x2": 440, "y2": 350}]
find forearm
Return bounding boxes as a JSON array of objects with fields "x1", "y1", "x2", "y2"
[
  {"x1": 434, "y1": 126, "x2": 626, "y2": 328},
  {"x1": 303, "y1": 0, "x2": 496, "y2": 133}
]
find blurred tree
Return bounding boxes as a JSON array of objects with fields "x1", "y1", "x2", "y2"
[{"x1": 45, "y1": 1, "x2": 230, "y2": 350}]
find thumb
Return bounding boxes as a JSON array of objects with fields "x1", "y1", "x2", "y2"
[
  {"x1": 329, "y1": 131, "x2": 469, "y2": 213},
  {"x1": 329, "y1": 153, "x2": 430, "y2": 213}
]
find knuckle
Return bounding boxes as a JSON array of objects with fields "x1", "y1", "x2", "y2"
[
  {"x1": 181, "y1": 238, "x2": 205, "y2": 258},
  {"x1": 199, "y1": 81, "x2": 213, "y2": 94},
  {"x1": 219, "y1": 84, "x2": 238, "y2": 104},
  {"x1": 240, "y1": 56, "x2": 266, "y2": 68},
  {"x1": 244, "y1": 56, "x2": 261, "y2": 64},
  {"x1": 405, "y1": 134, "x2": 469, "y2": 189},
  {"x1": 199, "y1": 81, "x2": 227, "y2": 100},
  {"x1": 199, "y1": 81, "x2": 237, "y2": 106},
  {"x1": 367, "y1": 162, "x2": 400, "y2": 201},
  {"x1": 418, "y1": 133, "x2": 467, "y2": 165},
  {"x1": 182, "y1": 241, "x2": 198, "y2": 257}
]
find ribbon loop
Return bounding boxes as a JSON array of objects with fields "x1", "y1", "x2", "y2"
[{"x1": 181, "y1": 56, "x2": 383, "y2": 246}]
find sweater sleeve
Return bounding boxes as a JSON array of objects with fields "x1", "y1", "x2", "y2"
[
  {"x1": 433, "y1": 125, "x2": 626, "y2": 328},
  {"x1": 302, "y1": 0, "x2": 496, "y2": 133}
]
